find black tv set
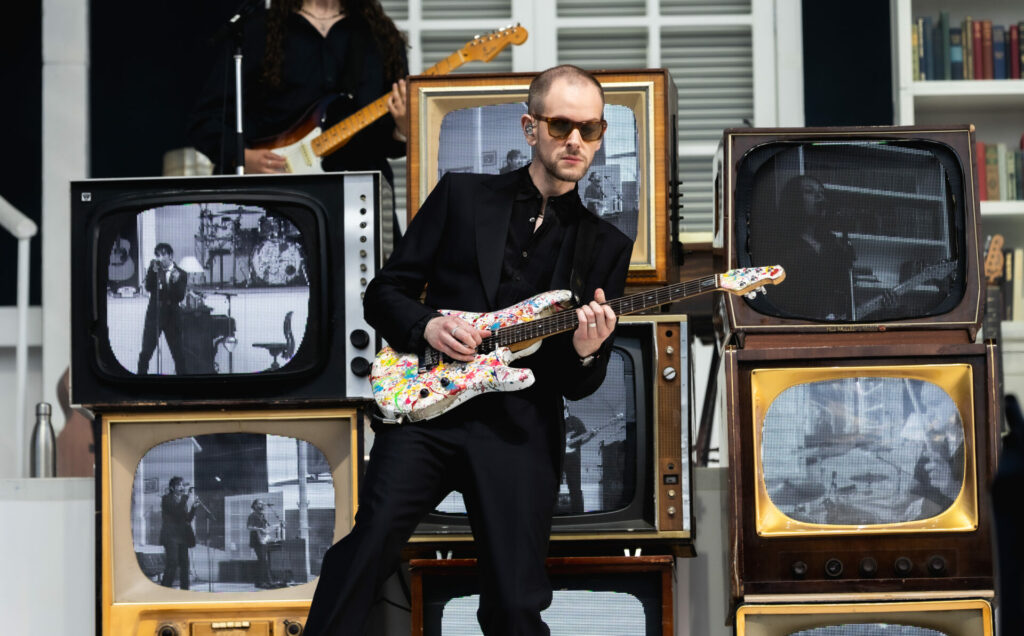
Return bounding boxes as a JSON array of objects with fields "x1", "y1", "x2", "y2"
[
  {"x1": 410, "y1": 556, "x2": 674, "y2": 636},
  {"x1": 404, "y1": 315, "x2": 694, "y2": 555},
  {"x1": 714, "y1": 125, "x2": 983, "y2": 341},
  {"x1": 70, "y1": 172, "x2": 380, "y2": 407}
]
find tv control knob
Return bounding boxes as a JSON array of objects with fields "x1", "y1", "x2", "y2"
[
  {"x1": 349, "y1": 329, "x2": 371, "y2": 349},
  {"x1": 157, "y1": 625, "x2": 179, "y2": 636},
  {"x1": 665, "y1": 346, "x2": 675, "y2": 355},
  {"x1": 824, "y1": 558, "x2": 844, "y2": 578},
  {"x1": 283, "y1": 620, "x2": 304, "y2": 635},
  {"x1": 859, "y1": 557, "x2": 878, "y2": 577},
  {"x1": 350, "y1": 357, "x2": 371, "y2": 378},
  {"x1": 927, "y1": 555, "x2": 947, "y2": 576},
  {"x1": 662, "y1": 366, "x2": 677, "y2": 381},
  {"x1": 667, "y1": 489, "x2": 676, "y2": 498},
  {"x1": 790, "y1": 561, "x2": 808, "y2": 579},
  {"x1": 666, "y1": 506, "x2": 676, "y2": 516},
  {"x1": 360, "y1": 250, "x2": 367, "y2": 258},
  {"x1": 894, "y1": 556, "x2": 913, "y2": 577}
]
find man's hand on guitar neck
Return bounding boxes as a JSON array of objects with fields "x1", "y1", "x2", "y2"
[
  {"x1": 425, "y1": 316, "x2": 491, "y2": 362},
  {"x1": 245, "y1": 148, "x2": 288, "y2": 174},
  {"x1": 573, "y1": 288, "x2": 616, "y2": 358}
]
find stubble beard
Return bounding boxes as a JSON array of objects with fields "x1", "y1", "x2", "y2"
[{"x1": 539, "y1": 150, "x2": 589, "y2": 185}]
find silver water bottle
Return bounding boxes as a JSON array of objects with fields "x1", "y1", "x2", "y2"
[{"x1": 30, "y1": 402, "x2": 55, "y2": 477}]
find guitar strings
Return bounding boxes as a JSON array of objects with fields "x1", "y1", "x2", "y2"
[{"x1": 476, "y1": 274, "x2": 719, "y2": 352}]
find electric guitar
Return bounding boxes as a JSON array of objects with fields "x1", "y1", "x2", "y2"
[
  {"x1": 370, "y1": 266, "x2": 786, "y2": 423},
  {"x1": 853, "y1": 260, "x2": 957, "y2": 319},
  {"x1": 982, "y1": 234, "x2": 1006, "y2": 432},
  {"x1": 250, "y1": 25, "x2": 529, "y2": 173}
]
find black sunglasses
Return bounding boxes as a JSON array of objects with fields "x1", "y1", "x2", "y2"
[{"x1": 530, "y1": 114, "x2": 607, "y2": 141}]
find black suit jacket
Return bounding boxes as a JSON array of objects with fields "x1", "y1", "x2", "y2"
[
  {"x1": 144, "y1": 263, "x2": 188, "y2": 309},
  {"x1": 364, "y1": 169, "x2": 633, "y2": 431}
]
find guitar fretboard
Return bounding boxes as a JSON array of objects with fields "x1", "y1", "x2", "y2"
[{"x1": 478, "y1": 274, "x2": 720, "y2": 351}]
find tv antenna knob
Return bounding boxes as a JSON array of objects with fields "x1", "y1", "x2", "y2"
[
  {"x1": 790, "y1": 561, "x2": 808, "y2": 579},
  {"x1": 894, "y1": 556, "x2": 914, "y2": 577},
  {"x1": 283, "y1": 620, "x2": 304, "y2": 635},
  {"x1": 927, "y1": 555, "x2": 947, "y2": 576},
  {"x1": 662, "y1": 366, "x2": 677, "y2": 381},
  {"x1": 156, "y1": 625, "x2": 179, "y2": 636}
]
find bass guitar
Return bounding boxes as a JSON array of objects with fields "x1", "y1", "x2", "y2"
[
  {"x1": 370, "y1": 266, "x2": 785, "y2": 423},
  {"x1": 251, "y1": 25, "x2": 529, "y2": 173}
]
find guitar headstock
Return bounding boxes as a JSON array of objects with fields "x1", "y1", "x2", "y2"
[
  {"x1": 984, "y1": 234, "x2": 1005, "y2": 286},
  {"x1": 461, "y1": 25, "x2": 529, "y2": 63},
  {"x1": 719, "y1": 266, "x2": 786, "y2": 297}
]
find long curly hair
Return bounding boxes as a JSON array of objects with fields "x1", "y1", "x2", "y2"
[{"x1": 262, "y1": 0, "x2": 407, "y2": 88}]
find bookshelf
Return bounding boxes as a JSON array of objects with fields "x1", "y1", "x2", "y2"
[
  {"x1": 893, "y1": 0, "x2": 1024, "y2": 400},
  {"x1": 892, "y1": 0, "x2": 1024, "y2": 235}
]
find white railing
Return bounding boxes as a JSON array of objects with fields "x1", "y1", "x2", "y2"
[{"x1": 0, "y1": 195, "x2": 39, "y2": 478}]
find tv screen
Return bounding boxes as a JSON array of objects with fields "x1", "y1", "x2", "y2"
[
  {"x1": 104, "y1": 201, "x2": 313, "y2": 376},
  {"x1": 757, "y1": 369, "x2": 971, "y2": 531},
  {"x1": 412, "y1": 556, "x2": 673, "y2": 636},
  {"x1": 408, "y1": 70, "x2": 679, "y2": 286},
  {"x1": 435, "y1": 101, "x2": 643, "y2": 244},
  {"x1": 724, "y1": 342, "x2": 997, "y2": 598},
  {"x1": 734, "y1": 599, "x2": 993, "y2": 636},
  {"x1": 715, "y1": 126, "x2": 982, "y2": 337},
  {"x1": 99, "y1": 408, "x2": 361, "y2": 635},
  {"x1": 408, "y1": 316, "x2": 693, "y2": 553},
  {"x1": 71, "y1": 173, "x2": 380, "y2": 407}
]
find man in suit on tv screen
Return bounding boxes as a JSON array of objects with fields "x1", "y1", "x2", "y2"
[
  {"x1": 303, "y1": 64, "x2": 633, "y2": 635},
  {"x1": 137, "y1": 242, "x2": 188, "y2": 374}
]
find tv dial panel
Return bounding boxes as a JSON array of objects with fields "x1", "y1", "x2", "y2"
[{"x1": 342, "y1": 172, "x2": 378, "y2": 399}]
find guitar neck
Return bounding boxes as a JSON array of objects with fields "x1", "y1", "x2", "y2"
[
  {"x1": 310, "y1": 50, "x2": 471, "y2": 158},
  {"x1": 481, "y1": 274, "x2": 721, "y2": 350}
]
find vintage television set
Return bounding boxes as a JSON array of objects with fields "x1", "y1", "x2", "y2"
[
  {"x1": 734, "y1": 598, "x2": 993, "y2": 636},
  {"x1": 410, "y1": 555, "x2": 674, "y2": 636},
  {"x1": 98, "y1": 408, "x2": 361, "y2": 636},
  {"x1": 401, "y1": 314, "x2": 694, "y2": 555},
  {"x1": 722, "y1": 340, "x2": 999, "y2": 602},
  {"x1": 70, "y1": 172, "x2": 380, "y2": 408},
  {"x1": 406, "y1": 69, "x2": 679, "y2": 286},
  {"x1": 713, "y1": 125, "x2": 983, "y2": 341}
]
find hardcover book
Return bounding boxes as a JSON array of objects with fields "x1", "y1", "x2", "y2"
[
  {"x1": 982, "y1": 20, "x2": 993, "y2": 79},
  {"x1": 1011, "y1": 24, "x2": 1021, "y2": 79},
  {"x1": 977, "y1": 141, "x2": 988, "y2": 201},
  {"x1": 993, "y1": 25, "x2": 1007, "y2": 79},
  {"x1": 964, "y1": 17, "x2": 975, "y2": 79},
  {"x1": 950, "y1": 26, "x2": 964, "y2": 79},
  {"x1": 985, "y1": 144, "x2": 1001, "y2": 201}
]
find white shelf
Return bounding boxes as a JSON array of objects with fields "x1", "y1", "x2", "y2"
[
  {"x1": 912, "y1": 80, "x2": 1024, "y2": 112},
  {"x1": 981, "y1": 201, "x2": 1024, "y2": 217}
]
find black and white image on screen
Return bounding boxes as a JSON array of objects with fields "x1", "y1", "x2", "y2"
[
  {"x1": 131, "y1": 433, "x2": 334, "y2": 592},
  {"x1": 436, "y1": 102, "x2": 640, "y2": 242},
  {"x1": 104, "y1": 202, "x2": 310, "y2": 375},
  {"x1": 762, "y1": 377, "x2": 965, "y2": 526}
]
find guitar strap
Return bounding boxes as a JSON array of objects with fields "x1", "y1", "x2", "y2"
[{"x1": 569, "y1": 213, "x2": 598, "y2": 306}]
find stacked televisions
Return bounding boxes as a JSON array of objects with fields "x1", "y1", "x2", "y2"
[
  {"x1": 714, "y1": 125, "x2": 997, "y2": 634},
  {"x1": 70, "y1": 172, "x2": 381, "y2": 635},
  {"x1": 398, "y1": 69, "x2": 691, "y2": 633}
]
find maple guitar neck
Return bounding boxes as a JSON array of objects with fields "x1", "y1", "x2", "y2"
[
  {"x1": 310, "y1": 49, "x2": 484, "y2": 158},
  {"x1": 479, "y1": 274, "x2": 724, "y2": 352}
]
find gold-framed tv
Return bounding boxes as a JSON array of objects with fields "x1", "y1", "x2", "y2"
[
  {"x1": 406, "y1": 69, "x2": 678, "y2": 286},
  {"x1": 98, "y1": 408, "x2": 361, "y2": 635}
]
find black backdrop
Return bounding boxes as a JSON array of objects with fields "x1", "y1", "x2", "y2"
[{"x1": 0, "y1": 1, "x2": 895, "y2": 305}]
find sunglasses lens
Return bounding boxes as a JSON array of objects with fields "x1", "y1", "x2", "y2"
[
  {"x1": 579, "y1": 122, "x2": 604, "y2": 141},
  {"x1": 546, "y1": 118, "x2": 573, "y2": 138}
]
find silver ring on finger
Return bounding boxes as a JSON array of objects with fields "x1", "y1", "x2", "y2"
[
  {"x1": 588, "y1": 322, "x2": 597, "y2": 328},
  {"x1": 451, "y1": 326, "x2": 459, "y2": 338}
]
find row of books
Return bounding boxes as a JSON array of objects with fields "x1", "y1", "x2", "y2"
[
  {"x1": 912, "y1": 13, "x2": 1024, "y2": 80},
  {"x1": 977, "y1": 139, "x2": 1024, "y2": 202}
]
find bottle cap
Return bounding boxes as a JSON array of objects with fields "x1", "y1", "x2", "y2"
[{"x1": 36, "y1": 402, "x2": 52, "y2": 416}]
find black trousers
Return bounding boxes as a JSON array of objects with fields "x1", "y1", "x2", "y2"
[
  {"x1": 161, "y1": 542, "x2": 190, "y2": 590},
  {"x1": 138, "y1": 305, "x2": 185, "y2": 374},
  {"x1": 303, "y1": 399, "x2": 560, "y2": 636}
]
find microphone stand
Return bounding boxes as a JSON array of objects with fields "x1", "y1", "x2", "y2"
[
  {"x1": 210, "y1": 0, "x2": 264, "y2": 175},
  {"x1": 191, "y1": 494, "x2": 217, "y2": 593},
  {"x1": 265, "y1": 503, "x2": 285, "y2": 586}
]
